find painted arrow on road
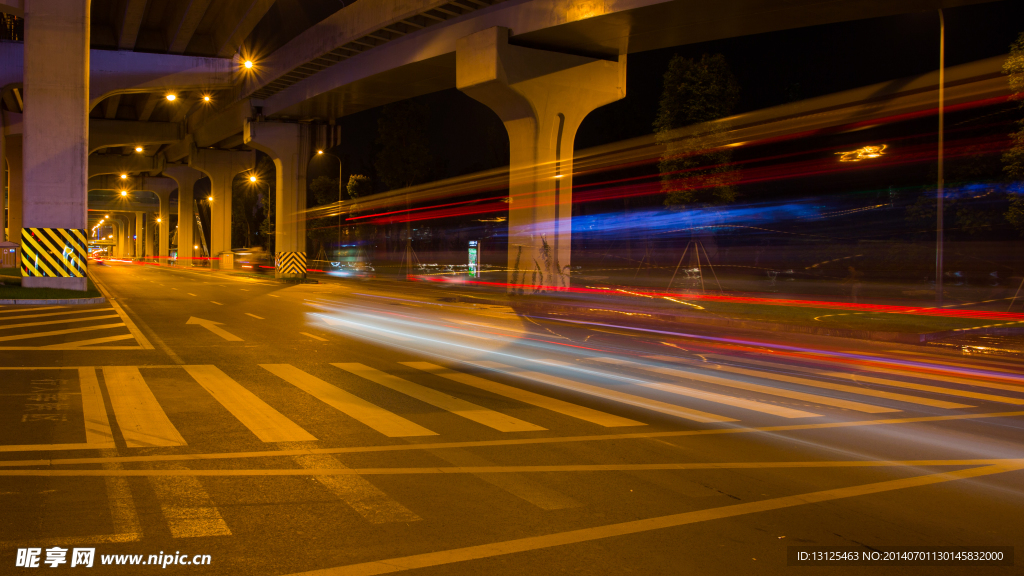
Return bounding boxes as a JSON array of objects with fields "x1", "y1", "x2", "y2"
[{"x1": 186, "y1": 317, "x2": 243, "y2": 341}]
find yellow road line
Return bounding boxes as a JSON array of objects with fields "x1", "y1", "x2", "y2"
[
  {"x1": 262, "y1": 364, "x2": 435, "y2": 437},
  {"x1": 474, "y1": 360, "x2": 733, "y2": 424},
  {"x1": 183, "y1": 365, "x2": 316, "y2": 443},
  {"x1": 6, "y1": 411, "x2": 1023, "y2": 464},
  {"x1": 282, "y1": 462, "x2": 1024, "y2": 575},
  {"x1": 103, "y1": 366, "x2": 187, "y2": 448},
  {"x1": 597, "y1": 357, "x2": 895, "y2": 414},
  {"x1": 403, "y1": 362, "x2": 643, "y2": 428},
  {"x1": 702, "y1": 354, "x2": 1024, "y2": 405},
  {"x1": 333, "y1": 363, "x2": 545, "y2": 433},
  {"x1": 652, "y1": 355, "x2": 971, "y2": 410},
  {"x1": 3, "y1": 458, "x2": 1022, "y2": 476}
]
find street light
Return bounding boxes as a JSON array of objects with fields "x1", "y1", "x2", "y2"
[
  {"x1": 207, "y1": 196, "x2": 213, "y2": 201},
  {"x1": 120, "y1": 174, "x2": 128, "y2": 179},
  {"x1": 249, "y1": 175, "x2": 257, "y2": 183},
  {"x1": 120, "y1": 190, "x2": 128, "y2": 197},
  {"x1": 203, "y1": 95, "x2": 211, "y2": 102},
  {"x1": 135, "y1": 146, "x2": 143, "y2": 152},
  {"x1": 244, "y1": 60, "x2": 253, "y2": 69},
  {"x1": 156, "y1": 218, "x2": 162, "y2": 223},
  {"x1": 315, "y1": 150, "x2": 345, "y2": 258},
  {"x1": 166, "y1": 94, "x2": 176, "y2": 101}
]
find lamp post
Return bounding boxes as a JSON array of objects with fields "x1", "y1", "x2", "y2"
[
  {"x1": 317, "y1": 150, "x2": 344, "y2": 258},
  {"x1": 936, "y1": 8, "x2": 945, "y2": 306}
]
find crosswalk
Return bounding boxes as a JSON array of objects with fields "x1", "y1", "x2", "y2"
[
  {"x1": 1, "y1": 353, "x2": 1022, "y2": 542},
  {"x1": 0, "y1": 302, "x2": 152, "y2": 350},
  {"x1": 4, "y1": 354, "x2": 1022, "y2": 455}
]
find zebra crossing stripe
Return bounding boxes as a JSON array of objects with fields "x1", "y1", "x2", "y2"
[
  {"x1": 20, "y1": 228, "x2": 88, "y2": 278},
  {"x1": 276, "y1": 251, "x2": 306, "y2": 275}
]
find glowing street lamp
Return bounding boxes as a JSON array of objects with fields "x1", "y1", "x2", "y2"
[
  {"x1": 166, "y1": 94, "x2": 176, "y2": 101},
  {"x1": 120, "y1": 173, "x2": 128, "y2": 179},
  {"x1": 207, "y1": 195, "x2": 213, "y2": 201},
  {"x1": 249, "y1": 175, "x2": 257, "y2": 183},
  {"x1": 203, "y1": 95, "x2": 211, "y2": 102},
  {"x1": 120, "y1": 190, "x2": 128, "y2": 197},
  {"x1": 135, "y1": 146, "x2": 143, "y2": 152},
  {"x1": 244, "y1": 60, "x2": 254, "y2": 69}
]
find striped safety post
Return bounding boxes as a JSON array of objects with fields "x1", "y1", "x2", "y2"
[
  {"x1": 20, "y1": 228, "x2": 88, "y2": 278},
  {"x1": 276, "y1": 251, "x2": 307, "y2": 276}
]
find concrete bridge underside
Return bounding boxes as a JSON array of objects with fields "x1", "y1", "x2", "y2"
[{"x1": 0, "y1": 0, "x2": 1001, "y2": 290}]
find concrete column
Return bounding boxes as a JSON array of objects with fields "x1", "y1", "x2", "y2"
[
  {"x1": 116, "y1": 219, "x2": 126, "y2": 257},
  {"x1": 189, "y1": 149, "x2": 254, "y2": 271},
  {"x1": 134, "y1": 211, "x2": 143, "y2": 259},
  {"x1": 163, "y1": 164, "x2": 202, "y2": 267},
  {"x1": 3, "y1": 134, "x2": 22, "y2": 244},
  {"x1": 244, "y1": 121, "x2": 310, "y2": 279},
  {"x1": 456, "y1": 27, "x2": 625, "y2": 293},
  {"x1": 21, "y1": 0, "x2": 91, "y2": 290},
  {"x1": 155, "y1": 190, "x2": 171, "y2": 263}
]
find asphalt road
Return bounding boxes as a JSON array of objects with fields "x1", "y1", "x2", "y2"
[{"x1": 1, "y1": 260, "x2": 1023, "y2": 575}]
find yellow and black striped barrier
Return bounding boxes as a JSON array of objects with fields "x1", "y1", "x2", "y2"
[
  {"x1": 276, "y1": 251, "x2": 307, "y2": 275},
  {"x1": 21, "y1": 228, "x2": 88, "y2": 278}
]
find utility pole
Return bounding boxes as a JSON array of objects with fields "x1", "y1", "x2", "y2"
[{"x1": 936, "y1": 9, "x2": 945, "y2": 306}]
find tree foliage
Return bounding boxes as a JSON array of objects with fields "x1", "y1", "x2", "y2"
[
  {"x1": 654, "y1": 54, "x2": 741, "y2": 207},
  {"x1": 375, "y1": 100, "x2": 435, "y2": 190},
  {"x1": 1003, "y1": 31, "x2": 1024, "y2": 235},
  {"x1": 347, "y1": 174, "x2": 373, "y2": 199}
]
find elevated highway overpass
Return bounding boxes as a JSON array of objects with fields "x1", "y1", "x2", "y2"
[{"x1": 0, "y1": 0, "x2": 1002, "y2": 290}]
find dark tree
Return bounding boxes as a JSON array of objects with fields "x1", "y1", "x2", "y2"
[
  {"x1": 654, "y1": 54, "x2": 740, "y2": 206},
  {"x1": 375, "y1": 101, "x2": 435, "y2": 190},
  {"x1": 1002, "y1": 32, "x2": 1024, "y2": 234}
]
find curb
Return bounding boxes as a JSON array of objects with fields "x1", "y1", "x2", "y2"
[
  {"x1": 0, "y1": 297, "x2": 106, "y2": 305},
  {"x1": 443, "y1": 295, "x2": 1024, "y2": 345}
]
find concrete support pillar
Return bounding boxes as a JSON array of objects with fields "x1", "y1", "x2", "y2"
[
  {"x1": 134, "y1": 211, "x2": 143, "y2": 259},
  {"x1": 163, "y1": 164, "x2": 202, "y2": 267},
  {"x1": 155, "y1": 190, "x2": 171, "y2": 263},
  {"x1": 456, "y1": 27, "x2": 625, "y2": 292},
  {"x1": 189, "y1": 149, "x2": 254, "y2": 271},
  {"x1": 21, "y1": 0, "x2": 91, "y2": 290},
  {"x1": 244, "y1": 121, "x2": 310, "y2": 279},
  {"x1": 3, "y1": 134, "x2": 22, "y2": 244},
  {"x1": 116, "y1": 219, "x2": 126, "y2": 257}
]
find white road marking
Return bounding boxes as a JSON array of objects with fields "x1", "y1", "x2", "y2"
[
  {"x1": 102, "y1": 367, "x2": 187, "y2": 447},
  {"x1": 473, "y1": 361, "x2": 733, "y2": 424},
  {"x1": 187, "y1": 293, "x2": 196, "y2": 297},
  {"x1": 79, "y1": 368, "x2": 116, "y2": 447},
  {"x1": 211, "y1": 301, "x2": 223, "y2": 305},
  {"x1": 145, "y1": 461, "x2": 231, "y2": 538},
  {"x1": 183, "y1": 365, "x2": 316, "y2": 443},
  {"x1": 333, "y1": 363, "x2": 546, "y2": 433},
  {"x1": 403, "y1": 362, "x2": 642, "y2": 428},
  {"x1": 186, "y1": 317, "x2": 242, "y2": 341},
  {"x1": 0, "y1": 323, "x2": 126, "y2": 342},
  {"x1": 650, "y1": 355, "x2": 972, "y2": 409},
  {"x1": 245, "y1": 313, "x2": 264, "y2": 320},
  {"x1": 593, "y1": 357, "x2": 889, "y2": 415},
  {"x1": 0, "y1": 313, "x2": 120, "y2": 330},
  {"x1": 268, "y1": 294, "x2": 279, "y2": 298},
  {"x1": 283, "y1": 441, "x2": 421, "y2": 524},
  {"x1": 300, "y1": 332, "x2": 327, "y2": 341},
  {"x1": 261, "y1": 364, "x2": 436, "y2": 437}
]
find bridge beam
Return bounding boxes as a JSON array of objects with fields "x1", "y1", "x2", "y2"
[
  {"x1": 189, "y1": 149, "x2": 254, "y2": 271},
  {"x1": 244, "y1": 121, "x2": 310, "y2": 280},
  {"x1": 88, "y1": 154, "x2": 164, "y2": 178},
  {"x1": 456, "y1": 27, "x2": 625, "y2": 292},
  {"x1": 163, "y1": 164, "x2": 203, "y2": 267},
  {"x1": 21, "y1": 0, "x2": 90, "y2": 289}
]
